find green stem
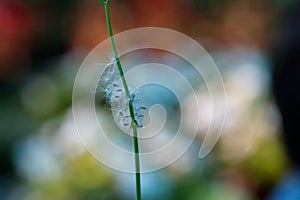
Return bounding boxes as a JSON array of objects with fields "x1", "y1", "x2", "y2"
[
  {"x1": 101, "y1": 1, "x2": 141, "y2": 200},
  {"x1": 133, "y1": 126, "x2": 141, "y2": 200}
]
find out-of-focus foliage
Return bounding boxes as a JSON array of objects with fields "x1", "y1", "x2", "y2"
[
  {"x1": 24, "y1": 155, "x2": 120, "y2": 200},
  {"x1": 0, "y1": 0, "x2": 295, "y2": 199}
]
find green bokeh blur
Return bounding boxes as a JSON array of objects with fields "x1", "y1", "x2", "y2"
[{"x1": 0, "y1": 0, "x2": 296, "y2": 199}]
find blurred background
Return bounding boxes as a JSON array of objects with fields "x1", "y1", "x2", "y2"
[{"x1": 1, "y1": 0, "x2": 299, "y2": 199}]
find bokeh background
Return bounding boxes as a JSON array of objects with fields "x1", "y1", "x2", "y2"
[{"x1": 1, "y1": 0, "x2": 299, "y2": 199}]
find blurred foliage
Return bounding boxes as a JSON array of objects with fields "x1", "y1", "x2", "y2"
[
  {"x1": 0, "y1": 0, "x2": 295, "y2": 199},
  {"x1": 242, "y1": 137, "x2": 288, "y2": 185},
  {"x1": 24, "y1": 155, "x2": 120, "y2": 200}
]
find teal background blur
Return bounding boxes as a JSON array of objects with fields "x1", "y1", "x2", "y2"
[{"x1": 0, "y1": 0, "x2": 297, "y2": 199}]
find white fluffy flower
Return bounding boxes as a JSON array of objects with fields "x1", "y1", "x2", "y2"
[{"x1": 97, "y1": 59, "x2": 146, "y2": 128}]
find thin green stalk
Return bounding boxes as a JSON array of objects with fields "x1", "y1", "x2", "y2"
[
  {"x1": 133, "y1": 126, "x2": 141, "y2": 200},
  {"x1": 100, "y1": 1, "x2": 141, "y2": 200}
]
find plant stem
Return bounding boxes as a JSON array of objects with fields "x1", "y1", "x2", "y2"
[
  {"x1": 133, "y1": 126, "x2": 141, "y2": 200},
  {"x1": 101, "y1": 1, "x2": 141, "y2": 200}
]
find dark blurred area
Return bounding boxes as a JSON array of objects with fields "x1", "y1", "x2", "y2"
[
  {"x1": 273, "y1": 0, "x2": 300, "y2": 167},
  {"x1": 270, "y1": 0, "x2": 300, "y2": 199},
  {"x1": 0, "y1": 0, "x2": 299, "y2": 199}
]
